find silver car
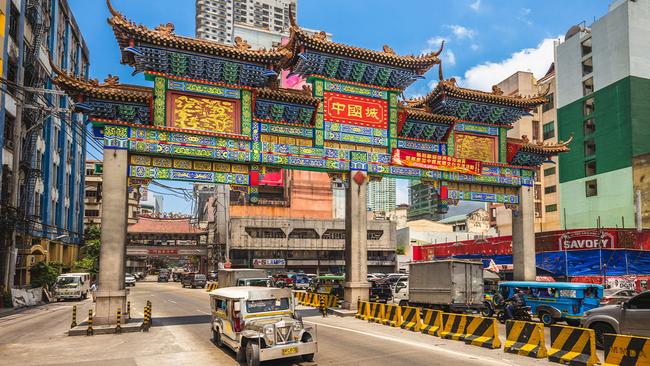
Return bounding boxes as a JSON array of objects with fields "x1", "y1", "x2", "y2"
[
  {"x1": 581, "y1": 291, "x2": 650, "y2": 348},
  {"x1": 600, "y1": 288, "x2": 638, "y2": 305}
]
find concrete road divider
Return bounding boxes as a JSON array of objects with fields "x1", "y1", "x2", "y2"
[
  {"x1": 420, "y1": 309, "x2": 442, "y2": 336},
  {"x1": 382, "y1": 304, "x2": 402, "y2": 327},
  {"x1": 367, "y1": 302, "x2": 385, "y2": 324},
  {"x1": 440, "y1": 313, "x2": 467, "y2": 341},
  {"x1": 400, "y1": 306, "x2": 421, "y2": 332},
  {"x1": 463, "y1": 315, "x2": 501, "y2": 349},
  {"x1": 205, "y1": 282, "x2": 218, "y2": 292},
  {"x1": 504, "y1": 320, "x2": 548, "y2": 358},
  {"x1": 603, "y1": 333, "x2": 650, "y2": 366},
  {"x1": 355, "y1": 301, "x2": 370, "y2": 320},
  {"x1": 548, "y1": 324, "x2": 600, "y2": 366}
]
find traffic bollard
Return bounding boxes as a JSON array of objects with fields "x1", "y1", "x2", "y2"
[
  {"x1": 87, "y1": 309, "x2": 94, "y2": 336},
  {"x1": 116, "y1": 308, "x2": 122, "y2": 334},
  {"x1": 71, "y1": 305, "x2": 77, "y2": 328},
  {"x1": 127, "y1": 301, "x2": 131, "y2": 319}
]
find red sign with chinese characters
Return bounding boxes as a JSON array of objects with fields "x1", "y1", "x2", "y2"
[
  {"x1": 148, "y1": 248, "x2": 178, "y2": 255},
  {"x1": 391, "y1": 148, "x2": 482, "y2": 175},
  {"x1": 324, "y1": 92, "x2": 388, "y2": 128}
]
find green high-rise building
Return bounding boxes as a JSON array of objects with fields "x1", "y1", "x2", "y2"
[{"x1": 556, "y1": 0, "x2": 650, "y2": 229}]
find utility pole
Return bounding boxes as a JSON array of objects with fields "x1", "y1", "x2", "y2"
[{"x1": 636, "y1": 189, "x2": 642, "y2": 232}]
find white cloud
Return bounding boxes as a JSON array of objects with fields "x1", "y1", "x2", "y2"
[
  {"x1": 447, "y1": 25, "x2": 477, "y2": 40},
  {"x1": 427, "y1": 79, "x2": 439, "y2": 90},
  {"x1": 518, "y1": 8, "x2": 533, "y2": 26},
  {"x1": 426, "y1": 36, "x2": 446, "y2": 49},
  {"x1": 462, "y1": 37, "x2": 561, "y2": 91},
  {"x1": 442, "y1": 49, "x2": 456, "y2": 66},
  {"x1": 470, "y1": 44, "x2": 480, "y2": 51},
  {"x1": 470, "y1": 0, "x2": 481, "y2": 11}
]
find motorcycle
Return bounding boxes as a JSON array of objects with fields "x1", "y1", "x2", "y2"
[{"x1": 496, "y1": 299, "x2": 533, "y2": 324}]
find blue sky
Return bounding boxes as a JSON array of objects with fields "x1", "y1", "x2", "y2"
[{"x1": 71, "y1": 0, "x2": 610, "y2": 214}]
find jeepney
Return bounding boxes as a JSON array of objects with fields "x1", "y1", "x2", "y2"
[{"x1": 209, "y1": 286, "x2": 317, "y2": 366}]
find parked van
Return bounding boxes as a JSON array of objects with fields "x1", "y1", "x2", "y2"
[{"x1": 54, "y1": 273, "x2": 91, "y2": 301}]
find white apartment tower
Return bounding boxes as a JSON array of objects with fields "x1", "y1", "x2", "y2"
[
  {"x1": 367, "y1": 178, "x2": 397, "y2": 214},
  {"x1": 196, "y1": 0, "x2": 297, "y2": 49}
]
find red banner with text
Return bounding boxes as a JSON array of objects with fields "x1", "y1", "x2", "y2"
[
  {"x1": 391, "y1": 148, "x2": 482, "y2": 174},
  {"x1": 324, "y1": 92, "x2": 388, "y2": 128}
]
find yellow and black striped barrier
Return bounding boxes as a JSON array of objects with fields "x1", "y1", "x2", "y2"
[
  {"x1": 381, "y1": 304, "x2": 402, "y2": 327},
  {"x1": 71, "y1": 305, "x2": 77, "y2": 328},
  {"x1": 142, "y1": 300, "x2": 152, "y2": 332},
  {"x1": 463, "y1": 315, "x2": 501, "y2": 349},
  {"x1": 206, "y1": 282, "x2": 218, "y2": 292},
  {"x1": 86, "y1": 309, "x2": 94, "y2": 336},
  {"x1": 420, "y1": 309, "x2": 442, "y2": 336},
  {"x1": 440, "y1": 313, "x2": 467, "y2": 341},
  {"x1": 547, "y1": 324, "x2": 599, "y2": 366},
  {"x1": 355, "y1": 301, "x2": 370, "y2": 320},
  {"x1": 400, "y1": 306, "x2": 421, "y2": 332},
  {"x1": 603, "y1": 333, "x2": 650, "y2": 366},
  {"x1": 367, "y1": 302, "x2": 385, "y2": 323},
  {"x1": 504, "y1": 320, "x2": 547, "y2": 358},
  {"x1": 116, "y1": 308, "x2": 122, "y2": 334}
]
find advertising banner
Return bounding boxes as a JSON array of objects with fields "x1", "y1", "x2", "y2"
[
  {"x1": 252, "y1": 258, "x2": 286, "y2": 268},
  {"x1": 391, "y1": 148, "x2": 482, "y2": 175}
]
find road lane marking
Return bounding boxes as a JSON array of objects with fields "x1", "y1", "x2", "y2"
[
  {"x1": 304, "y1": 320, "x2": 519, "y2": 366},
  {"x1": 196, "y1": 310, "x2": 210, "y2": 315},
  {"x1": 167, "y1": 300, "x2": 177, "y2": 304}
]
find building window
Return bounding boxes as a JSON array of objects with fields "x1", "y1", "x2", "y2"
[
  {"x1": 85, "y1": 190, "x2": 97, "y2": 198},
  {"x1": 85, "y1": 209, "x2": 100, "y2": 217},
  {"x1": 583, "y1": 98, "x2": 595, "y2": 116},
  {"x1": 9, "y1": 3, "x2": 20, "y2": 43},
  {"x1": 585, "y1": 179, "x2": 598, "y2": 197},
  {"x1": 6, "y1": 59, "x2": 18, "y2": 95},
  {"x1": 582, "y1": 57, "x2": 593, "y2": 76},
  {"x1": 322, "y1": 229, "x2": 346, "y2": 240},
  {"x1": 581, "y1": 38, "x2": 592, "y2": 56},
  {"x1": 542, "y1": 93, "x2": 554, "y2": 112},
  {"x1": 532, "y1": 120, "x2": 540, "y2": 141},
  {"x1": 583, "y1": 77, "x2": 594, "y2": 96},
  {"x1": 584, "y1": 118, "x2": 596, "y2": 136},
  {"x1": 3, "y1": 114, "x2": 15, "y2": 149},
  {"x1": 584, "y1": 139, "x2": 596, "y2": 156},
  {"x1": 367, "y1": 230, "x2": 384, "y2": 240},
  {"x1": 544, "y1": 185, "x2": 557, "y2": 194},
  {"x1": 544, "y1": 166, "x2": 556, "y2": 176},
  {"x1": 585, "y1": 160, "x2": 596, "y2": 177},
  {"x1": 288, "y1": 229, "x2": 319, "y2": 239},
  {"x1": 535, "y1": 202, "x2": 542, "y2": 217},
  {"x1": 534, "y1": 185, "x2": 542, "y2": 200},
  {"x1": 543, "y1": 122, "x2": 555, "y2": 140},
  {"x1": 245, "y1": 227, "x2": 286, "y2": 239},
  {"x1": 545, "y1": 204, "x2": 558, "y2": 213}
]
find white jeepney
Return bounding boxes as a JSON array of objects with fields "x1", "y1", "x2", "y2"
[{"x1": 209, "y1": 286, "x2": 317, "y2": 366}]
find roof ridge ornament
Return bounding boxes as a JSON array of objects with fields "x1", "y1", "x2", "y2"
[
  {"x1": 491, "y1": 85, "x2": 504, "y2": 95},
  {"x1": 154, "y1": 22, "x2": 175, "y2": 35},
  {"x1": 234, "y1": 36, "x2": 252, "y2": 50},
  {"x1": 383, "y1": 44, "x2": 396, "y2": 55},
  {"x1": 106, "y1": 0, "x2": 120, "y2": 17}
]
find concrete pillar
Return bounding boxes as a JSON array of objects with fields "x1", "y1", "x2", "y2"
[
  {"x1": 343, "y1": 170, "x2": 370, "y2": 309},
  {"x1": 512, "y1": 185, "x2": 536, "y2": 281},
  {"x1": 95, "y1": 149, "x2": 128, "y2": 325}
]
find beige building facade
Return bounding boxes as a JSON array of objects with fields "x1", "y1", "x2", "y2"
[
  {"x1": 84, "y1": 161, "x2": 140, "y2": 230},
  {"x1": 492, "y1": 68, "x2": 561, "y2": 234}
]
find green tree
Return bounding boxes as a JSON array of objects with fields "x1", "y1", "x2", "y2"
[
  {"x1": 395, "y1": 246, "x2": 406, "y2": 255},
  {"x1": 84, "y1": 225, "x2": 101, "y2": 241},
  {"x1": 30, "y1": 261, "x2": 64, "y2": 290},
  {"x1": 73, "y1": 239, "x2": 100, "y2": 276}
]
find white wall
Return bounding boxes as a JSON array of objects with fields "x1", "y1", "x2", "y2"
[
  {"x1": 591, "y1": 1, "x2": 630, "y2": 91},
  {"x1": 556, "y1": 32, "x2": 586, "y2": 108},
  {"x1": 628, "y1": 0, "x2": 650, "y2": 79}
]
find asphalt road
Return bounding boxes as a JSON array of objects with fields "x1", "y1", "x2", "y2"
[{"x1": 0, "y1": 281, "x2": 571, "y2": 365}]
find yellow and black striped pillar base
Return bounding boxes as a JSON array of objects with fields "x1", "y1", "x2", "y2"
[
  {"x1": 504, "y1": 320, "x2": 547, "y2": 358},
  {"x1": 71, "y1": 305, "x2": 77, "y2": 328},
  {"x1": 548, "y1": 325, "x2": 599, "y2": 366},
  {"x1": 86, "y1": 309, "x2": 94, "y2": 336}
]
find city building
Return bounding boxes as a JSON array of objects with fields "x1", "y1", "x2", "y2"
[
  {"x1": 83, "y1": 161, "x2": 139, "y2": 230},
  {"x1": 0, "y1": 0, "x2": 90, "y2": 287},
  {"x1": 195, "y1": 0, "x2": 296, "y2": 48},
  {"x1": 138, "y1": 187, "x2": 163, "y2": 216},
  {"x1": 439, "y1": 208, "x2": 494, "y2": 235},
  {"x1": 556, "y1": 0, "x2": 650, "y2": 229},
  {"x1": 367, "y1": 177, "x2": 396, "y2": 213},
  {"x1": 407, "y1": 181, "x2": 443, "y2": 222},
  {"x1": 193, "y1": 184, "x2": 216, "y2": 228},
  {"x1": 209, "y1": 170, "x2": 397, "y2": 273},
  {"x1": 490, "y1": 68, "x2": 560, "y2": 234}
]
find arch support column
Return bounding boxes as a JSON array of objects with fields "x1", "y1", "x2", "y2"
[
  {"x1": 343, "y1": 170, "x2": 370, "y2": 310},
  {"x1": 512, "y1": 185, "x2": 536, "y2": 281},
  {"x1": 94, "y1": 148, "x2": 128, "y2": 325}
]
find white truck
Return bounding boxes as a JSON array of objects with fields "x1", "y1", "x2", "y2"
[
  {"x1": 54, "y1": 273, "x2": 91, "y2": 301},
  {"x1": 218, "y1": 269, "x2": 269, "y2": 288},
  {"x1": 392, "y1": 260, "x2": 485, "y2": 312}
]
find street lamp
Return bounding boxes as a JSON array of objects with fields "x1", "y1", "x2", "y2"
[{"x1": 55, "y1": 234, "x2": 68, "y2": 240}]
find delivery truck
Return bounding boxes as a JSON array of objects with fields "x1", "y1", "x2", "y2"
[
  {"x1": 218, "y1": 269, "x2": 269, "y2": 288},
  {"x1": 393, "y1": 260, "x2": 485, "y2": 312}
]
